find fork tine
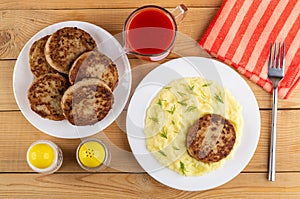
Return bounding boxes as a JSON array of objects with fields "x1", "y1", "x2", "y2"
[
  {"x1": 268, "y1": 42, "x2": 273, "y2": 69},
  {"x1": 272, "y1": 43, "x2": 277, "y2": 68},
  {"x1": 276, "y1": 42, "x2": 281, "y2": 68}
]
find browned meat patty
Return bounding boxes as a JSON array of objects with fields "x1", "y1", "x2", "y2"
[
  {"x1": 69, "y1": 50, "x2": 118, "y2": 90},
  {"x1": 29, "y1": 35, "x2": 58, "y2": 77},
  {"x1": 61, "y1": 78, "x2": 113, "y2": 126},
  {"x1": 45, "y1": 27, "x2": 97, "y2": 74},
  {"x1": 27, "y1": 73, "x2": 68, "y2": 120},
  {"x1": 186, "y1": 114, "x2": 236, "y2": 163}
]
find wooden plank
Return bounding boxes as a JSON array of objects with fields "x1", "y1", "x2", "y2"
[
  {"x1": 0, "y1": 173, "x2": 299, "y2": 198},
  {"x1": 3, "y1": 59, "x2": 300, "y2": 111},
  {"x1": 246, "y1": 110, "x2": 300, "y2": 172},
  {"x1": 0, "y1": 8, "x2": 218, "y2": 59},
  {"x1": 0, "y1": 0, "x2": 223, "y2": 10},
  {"x1": 0, "y1": 60, "x2": 17, "y2": 110},
  {"x1": 0, "y1": 110, "x2": 299, "y2": 173}
]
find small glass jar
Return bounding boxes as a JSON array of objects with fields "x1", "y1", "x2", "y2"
[
  {"x1": 26, "y1": 140, "x2": 63, "y2": 174},
  {"x1": 76, "y1": 138, "x2": 110, "y2": 171}
]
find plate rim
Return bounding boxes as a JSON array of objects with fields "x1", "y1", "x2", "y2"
[
  {"x1": 13, "y1": 20, "x2": 132, "y2": 139},
  {"x1": 126, "y1": 56, "x2": 260, "y2": 191}
]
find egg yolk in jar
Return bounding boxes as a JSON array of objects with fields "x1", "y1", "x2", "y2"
[{"x1": 28, "y1": 143, "x2": 55, "y2": 169}]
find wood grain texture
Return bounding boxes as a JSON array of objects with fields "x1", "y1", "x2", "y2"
[
  {"x1": 0, "y1": 8, "x2": 218, "y2": 59},
  {"x1": 0, "y1": 110, "x2": 299, "y2": 172},
  {"x1": 0, "y1": 173, "x2": 299, "y2": 198},
  {"x1": 0, "y1": 0, "x2": 223, "y2": 9}
]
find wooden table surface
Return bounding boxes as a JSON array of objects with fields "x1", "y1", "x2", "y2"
[{"x1": 1, "y1": 0, "x2": 300, "y2": 198}]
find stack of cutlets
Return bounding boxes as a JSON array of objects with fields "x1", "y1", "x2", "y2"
[{"x1": 28, "y1": 27, "x2": 119, "y2": 126}]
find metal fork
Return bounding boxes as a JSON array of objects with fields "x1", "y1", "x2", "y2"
[{"x1": 268, "y1": 42, "x2": 285, "y2": 181}]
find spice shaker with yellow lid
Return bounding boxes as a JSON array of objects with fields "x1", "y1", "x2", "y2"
[
  {"x1": 26, "y1": 140, "x2": 63, "y2": 174},
  {"x1": 76, "y1": 138, "x2": 110, "y2": 171}
]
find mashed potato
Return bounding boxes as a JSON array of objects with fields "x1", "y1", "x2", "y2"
[{"x1": 144, "y1": 77, "x2": 243, "y2": 176}]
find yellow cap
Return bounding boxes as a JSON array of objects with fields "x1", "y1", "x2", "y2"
[
  {"x1": 28, "y1": 143, "x2": 55, "y2": 169},
  {"x1": 78, "y1": 141, "x2": 106, "y2": 168}
]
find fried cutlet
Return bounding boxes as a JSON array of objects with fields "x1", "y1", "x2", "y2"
[
  {"x1": 186, "y1": 114, "x2": 236, "y2": 163},
  {"x1": 44, "y1": 27, "x2": 97, "y2": 74},
  {"x1": 28, "y1": 73, "x2": 68, "y2": 120},
  {"x1": 29, "y1": 35, "x2": 58, "y2": 77},
  {"x1": 69, "y1": 50, "x2": 119, "y2": 90},
  {"x1": 61, "y1": 78, "x2": 113, "y2": 126}
]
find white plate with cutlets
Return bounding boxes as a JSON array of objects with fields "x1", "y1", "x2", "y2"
[
  {"x1": 126, "y1": 57, "x2": 260, "y2": 191},
  {"x1": 13, "y1": 21, "x2": 131, "y2": 138}
]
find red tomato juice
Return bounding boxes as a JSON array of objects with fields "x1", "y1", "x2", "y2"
[{"x1": 125, "y1": 7, "x2": 176, "y2": 55}]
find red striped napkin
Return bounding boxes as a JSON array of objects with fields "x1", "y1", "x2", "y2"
[{"x1": 199, "y1": 0, "x2": 300, "y2": 99}]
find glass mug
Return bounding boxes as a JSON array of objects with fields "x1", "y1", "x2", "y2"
[{"x1": 123, "y1": 4, "x2": 188, "y2": 61}]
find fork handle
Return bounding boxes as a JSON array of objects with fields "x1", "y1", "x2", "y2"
[{"x1": 268, "y1": 86, "x2": 278, "y2": 181}]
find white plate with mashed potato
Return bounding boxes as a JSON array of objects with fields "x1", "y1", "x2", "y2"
[
  {"x1": 126, "y1": 57, "x2": 260, "y2": 191},
  {"x1": 13, "y1": 21, "x2": 131, "y2": 138}
]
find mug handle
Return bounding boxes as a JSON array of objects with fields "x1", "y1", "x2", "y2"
[{"x1": 171, "y1": 4, "x2": 188, "y2": 24}]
